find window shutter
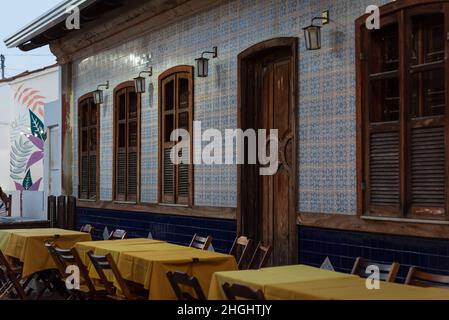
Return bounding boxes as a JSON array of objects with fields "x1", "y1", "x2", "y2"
[
  {"x1": 410, "y1": 126, "x2": 446, "y2": 214},
  {"x1": 159, "y1": 67, "x2": 193, "y2": 205},
  {"x1": 80, "y1": 156, "x2": 89, "y2": 199},
  {"x1": 116, "y1": 151, "x2": 126, "y2": 199},
  {"x1": 89, "y1": 154, "x2": 97, "y2": 200},
  {"x1": 177, "y1": 163, "x2": 189, "y2": 203},
  {"x1": 114, "y1": 85, "x2": 140, "y2": 202},
  {"x1": 128, "y1": 150, "x2": 138, "y2": 198},
  {"x1": 163, "y1": 148, "x2": 174, "y2": 203},
  {"x1": 369, "y1": 130, "x2": 400, "y2": 208},
  {"x1": 79, "y1": 97, "x2": 98, "y2": 200}
]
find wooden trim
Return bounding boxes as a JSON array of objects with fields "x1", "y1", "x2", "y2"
[
  {"x1": 355, "y1": 0, "x2": 449, "y2": 26},
  {"x1": 0, "y1": 220, "x2": 50, "y2": 230},
  {"x1": 61, "y1": 62, "x2": 73, "y2": 196},
  {"x1": 158, "y1": 65, "x2": 194, "y2": 206},
  {"x1": 445, "y1": 3, "x2": 449, "y2": 223},
  {"x1": 356, "y1": 1, "x2": 449, "y2": 220},
  {"x1": 50, "y1": 0, "x2": 223, "y2": 64},
  {"x1": 76, "y1": 200, "x2": 236, "y2": 220},
  {"x1": 299, "y1": 212, "x2": 449, "y2": 241},
  {"x1": 112, "y1": 81, "x2": 141, "y2": 203},
  {"x1": 77, "y1": 92, "x2": 100, "y2": 201},
  {"x1": 355, "y1": 17, "x2": 363, "y2": 217}
]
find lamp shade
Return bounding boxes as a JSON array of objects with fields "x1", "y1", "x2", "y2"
[
  {"x1": 134, "y1": 76, "x2": 146, "y2": 93},
  {"x1": 303, "y1": 24, "x2": 322, "y2": 50},
  {"x1": 93, "y1": 89, "x2": 104, "y2": 105},
  {"x1": 196, "y1": 57, "x2": 209, "y2": 78}
]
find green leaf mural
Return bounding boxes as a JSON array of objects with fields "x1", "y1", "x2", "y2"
[
  {"x1": 9, "y1": 114, "x2": 27, "y2": 144},
  {"x1": 9, "y1": 135, "x2": 34, "y2": 181},
  {"x1": 22, "y1": 170, "x2": 33, "y2": 191},
  {"x1": 29, "y1": 110, "x2": 46, "y2": 141}
]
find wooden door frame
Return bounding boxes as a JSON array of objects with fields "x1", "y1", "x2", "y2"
[{"x1": 236, "y1": 37, "x2": 298, "y2": 264}]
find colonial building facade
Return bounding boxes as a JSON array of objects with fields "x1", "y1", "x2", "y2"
[{"x1": 6, "y1": 0, "x2": 449, "y2": 279}]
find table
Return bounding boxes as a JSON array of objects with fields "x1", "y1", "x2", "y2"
[
  {"x1": 117, "y1": 245, "x2": 237, "y2": 300},
  {"x1": 0, "y1": 228, "x2": 91, "y2": 277},
  {"x1": 264, "y1": 277, "x2": 449, "y2": 300},
  {"x1": 75, "y1": 238, "x2": 166, "y2": 262},
  {"x1": 208, "y1": 265, "x2": 359, "y2": 300}
]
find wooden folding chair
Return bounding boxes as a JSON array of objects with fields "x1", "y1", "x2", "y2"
[
  {"x1": 405, "y1": 267, "x2": 449, "y2": 289},
  {"x1": 108, "y1": 229, "x2": 128, "y2": 240},
  {"x1": 0, "y1": 250, "x2": 29, "y2": 300},
  {"x1": 80, "y1": 224, "x2": 94, "y2": 235},
  {"x1": 48, "y1": 244, "x2": 107, "y2": 300},
  {"x1": 0, "y1": 187, "x2": 11, "y2": 216},
  {"x1": 43, "y1": 242, "x2": 79, "y2": 300},
  {"x1": 248, "y1": 242, "x2": 272, "y2": 269},
  {"x1": 189, "y1": 234, "x2": 213, "y2": 250},
  {"x1": 166, "y1": 271, "x2": 206, "y2": 300},
  {"x1": 87, "y1": 251, "x2": 145, "y2": 300},
  {"x1": 229, "y1": 236, "x2": 253, "y2": 269},
  {"x1": 222, "y1": 283, "x2": 265, "y2": 300},
  {"x1": 351, "y1": 257, "x2": 400, "y2": 282}
]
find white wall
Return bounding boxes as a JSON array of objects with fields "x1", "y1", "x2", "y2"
[
  {"x1": 0, "y1": 66, "x2": 60, "y2": 219},
  {"x1": 0, "y1": 83, "x2": 11, "y2": 190}
]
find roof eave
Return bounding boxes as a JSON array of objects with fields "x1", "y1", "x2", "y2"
[{"x1": 4, "y1": 0, "x2": 98, "y2": 49}]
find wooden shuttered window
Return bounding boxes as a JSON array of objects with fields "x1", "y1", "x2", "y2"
[
  {"x1": 78, "y1": 95, "x2": 99, "y2": 200},
  {"x1": 114, "y1": 83, "x2": 140, "y2": 202},
  {"x1": 359, "y1": 3, "x2": 449, "y2": 221},
  {"x1": 159, "y1": 66, "x2": 193, "y2": 205}
]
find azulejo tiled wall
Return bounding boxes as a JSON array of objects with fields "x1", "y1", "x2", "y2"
[
  {"x1": 299, "y1": 226, "x2": 449, "y2": 282},
  {"x1": 72, "y1": 0, "x2": 390, "y2": 213}
]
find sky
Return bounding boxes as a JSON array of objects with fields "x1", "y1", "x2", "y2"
[{"x1": 0, "y1": 0, "x2": 62, "y2": 78}]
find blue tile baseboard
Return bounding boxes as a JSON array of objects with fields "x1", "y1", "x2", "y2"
[
  {"x1": 299, "y1": 226, "x2": 449, "y2": 282},
  {"x1": 75, "y1": 208, "x2": 237, "y2": 253}
]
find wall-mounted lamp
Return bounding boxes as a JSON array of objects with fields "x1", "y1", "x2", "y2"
[
  {"x1": 195, "y1": 46, "x2": 218, "y2": 78},
  {"x1": 303, "y1": 11, "x2": 330, "y2": 51},
  {"x1": 134, "y1": 68, "x2": 153, "y2": 94},
  {"x1": 93, "y1": 81, "x2": 109, "y2": 105}
]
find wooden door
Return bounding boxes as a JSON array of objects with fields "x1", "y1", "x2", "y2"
[{"x1": 238, "y1": 38, "x2": 298, "y2": 266}]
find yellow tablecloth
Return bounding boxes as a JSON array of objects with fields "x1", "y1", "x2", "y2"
[
  {"x1": 208, "y1": 265, "x2": 358, "y2": 300},
  {"x1": 118, "y1": 245, "x2": 238, "y2": 300},
  {"x1": 0, "y1": 228, "x2": 91, "y2": 277},
  {"x1": 75, "y1": 238, "x2": 166, "y2": 262},
  {"x1": 264, "y1": 277, "x2": 449, "y2": 300}
]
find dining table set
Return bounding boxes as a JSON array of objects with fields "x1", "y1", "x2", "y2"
[{"x1": 1, "y1": 228, "x2": 449, "y2": 300}]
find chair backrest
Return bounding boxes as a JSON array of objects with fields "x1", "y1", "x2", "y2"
[
  {"x1": 222, "y1": 283, "x2": 265, "y2": 300},
  {"x1": 44, "y1": 242, "x2": 68, "y2": 276},
  {"x1": 166, "y1": 271, "x2": 206, "y2": 300},
  {"x1": 0, "y1": 250, "x2": 14, "y2": 276},
  {"x1": 108, "y1": 229, "x2": 128, "y2": 240},
  {"x1": 0, "y1": 249, "x2": 27, "y2": 300},
  {"x1": 87, "y1": 251, "x2": 135, "y2": 300},
  {"x1": 248, "y1": 242, "x2": 272, "y2": 270},
  {"x1": 189, "y1": 234, "x2": 213, "y2": 250},
  {"x1": 229, "y1": 236, "x2": 253, "y2": 269},
  {"x1": 405, "y1": 267, "x2": 449, "y2": 289},
  {"x1": 80, "y1": 224, "x2": 94, "y2": 235},
  {"x1": 0, "y1": 187, "x2": 11, "y2": 216},
  {"x1": 351, "y1": 257, "x2": 400, "y2": 282},
  {"x1": 45, "y1": 242, "x2": 97, "y2": 294}
]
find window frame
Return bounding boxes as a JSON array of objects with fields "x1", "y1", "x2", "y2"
[
  {"x1": 78, "y1": 92, "x2": 100, "y2": 201},
  {"x1": 158, "y1": 65, "x2": 194, "y2": 206},
  {"x1": 112, "y1": 81, "x2": 141, "y2": 203},
  {"x1": 356, "y1": 0, "x2": 449, "y2": 222}
]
